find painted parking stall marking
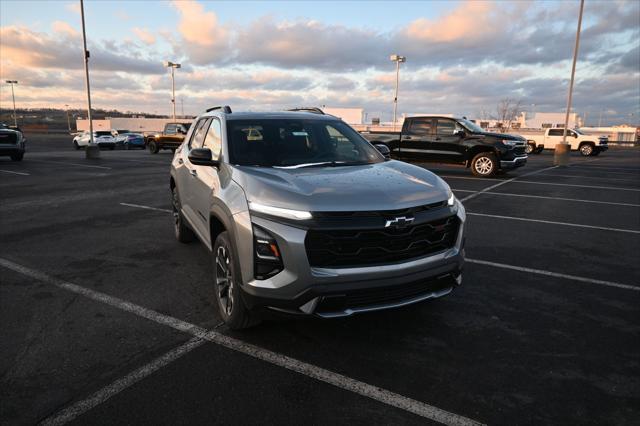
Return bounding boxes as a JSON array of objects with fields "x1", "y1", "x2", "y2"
[
  {"x1": 0, "y1": 258, "x2": 484, "y2": 426},
  {"x1": 0, "y1": 169, "x2": 29, "y2": 175}
]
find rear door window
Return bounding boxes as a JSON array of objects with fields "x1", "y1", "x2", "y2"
[
  {"x1": 548, "y1": 129, "x2": 565, "y2": 137},
  {"x1": 408, "y1": 119, "x2": 434, "y2": 136}
]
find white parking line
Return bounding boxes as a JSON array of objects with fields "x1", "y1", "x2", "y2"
[
  {"x1": 120, "y1": 203, "x2": 172, "y2": 213},
  {"x1": 467, "y1": 259, "x2": 639, "y2": 292},
  {"x1": 0, "y1": 169, "x2": 29, "y2": 175},
  {"x1": 511, "y1": 180, "x2": 640, "y2": 192},
  {"x1": 41, "y1": 337, "x2": 206, "y2": 426},
  {"x1": 467, "y1": 212, "x2": 640, "y2": 234},
  {"x1": 28, "y1": 159, "x2": 112, "y2": 170},
  {"x1": 459, "y1": 166, "x2": 558, "y2": 202},
  {"x1": 452, "y1": 190, "x2": 640, "y2": 207},
  {"x1": 530, "y1": 173, "x2": 640, "y2": 183},
  {"x1": 0, "y1": 258, "x2": 483, "y2": 426}
]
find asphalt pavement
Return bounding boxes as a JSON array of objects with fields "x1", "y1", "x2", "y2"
[{"x1": 1, "y1": 134, "x2": 639, "y2": 425}]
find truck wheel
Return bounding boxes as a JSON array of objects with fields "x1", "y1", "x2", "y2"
[
  {"x1": 172, "y1": 187, "x2": 195, "y2": 244},
  {"x1": 148, "y1": 140, "x2": 159, "y2": 154},
  {"x1": 525, "y1": 142, "x2": 536, "y2": 154},
  {"x1": 10, "y1": 153, "x2": 24, "y2": 161},
  {"x1": 579, "y1": 143, "x2": 594, "y2": 156},
  {"x1": 73, "y1": 140, "x2": 80, "y2": 150},
  {"x1": 213, "y1": 231, "x2": 260, "y2": 329},
  {"x1": 471, "y1": 152, "x2": 497, "y2": 177}
]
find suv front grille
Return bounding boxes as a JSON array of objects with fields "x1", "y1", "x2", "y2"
[
  {"x1": 0, "y1": 133, "x2": 18, "y2": 145},
  {"x1": 305, "y1": 215, "x2": 460, "y2": 268},
  {"x1": 514, "y1": 145, "x2": 526, "y2": 155}
]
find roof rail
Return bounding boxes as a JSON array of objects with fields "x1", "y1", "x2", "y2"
[
  {"x1": 206, "y1": 105, "x2": 232, "y2": 114},
  {"x1": 287, "y1": 107, "x2": 325, "y2": 115}
]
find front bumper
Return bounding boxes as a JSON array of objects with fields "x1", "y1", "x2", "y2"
[
  {"x1": 236, "y1": 201, "x2": 466, "y2": 318},
  {"x1": 0, "y1": 145, "x2": 25, "y2": 155},
  {"x1": 500, "y1": 154, "x2": 528, "y2": 169}
]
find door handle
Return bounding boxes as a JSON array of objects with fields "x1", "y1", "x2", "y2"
[
  {"x1": 403, "y1": 136, "x2": 412, "y2": 140},
  {"x1": 189, "y1": 169, "x2": 197, "y2": 177},
  {"x1": 435, "y1": 137, "x2": 442, "y2": 141},
  {"x1": 178, "y1": 158, "x2": 183, "y2": 165}
]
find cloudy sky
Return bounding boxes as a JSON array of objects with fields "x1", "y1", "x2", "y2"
[{"x1": 1, "y1": 0, "x2": 638, "y2": 125}]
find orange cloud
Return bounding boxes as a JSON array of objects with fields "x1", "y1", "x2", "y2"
[
  {"x1": 132, "y1": 27, "x2": 156, "y2": 45},
  {"x1": 171, "y1": 0, "x2": 228, "y2": 63}
]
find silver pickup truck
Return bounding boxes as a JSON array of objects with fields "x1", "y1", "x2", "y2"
[{"x1": 0, "y1": 124, "x2": 25, "y2": 161}]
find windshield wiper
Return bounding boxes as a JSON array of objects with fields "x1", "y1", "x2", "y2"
[{"x1": 275, "y1": 161, "x2": 347, "y2": 169}]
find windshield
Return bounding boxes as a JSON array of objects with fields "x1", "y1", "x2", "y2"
[
  {"x1": 458, "y1": 118, "x2": 485, "y2": 133},
  {"x1": 227, "y1": 119, "x2": 384, "y2": 167}
]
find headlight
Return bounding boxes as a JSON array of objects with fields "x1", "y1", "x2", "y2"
[
  {"x1": 447, "y1": 192, "x2": 456, "y2": 207},
  {"x1": 249, "y1": 201, "x2": 312, "y2": 220},
  {"x1": 501, "y1": 139, "x2": 518, "y2": 147}
]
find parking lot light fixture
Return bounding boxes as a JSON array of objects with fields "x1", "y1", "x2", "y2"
[
  {"x1": 555, "y1": 0, "x2": 584, "y2": 166},
  {"x1": 163, "y1": 61, "x2": 181, "y2": 122},
  {"x1": 389, "y1": 55, "x2": 406, "y2": 131},
  {"x1": 80, "y1": 0, "x2": 99, "y2": 159},
  {"x1": 5, "y1": 80, "x2": 18, "y2": 127}
]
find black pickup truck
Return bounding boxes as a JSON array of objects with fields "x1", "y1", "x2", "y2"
[{"x1": 360, "y1": 116, "x2": 528, "y2": 176}]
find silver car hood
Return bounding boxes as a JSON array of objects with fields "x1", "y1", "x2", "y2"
[{"x1": 232, "y1": 160, "x2": 450, "y2": 212}]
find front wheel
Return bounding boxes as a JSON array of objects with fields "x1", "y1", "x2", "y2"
[
  {"x1": 73, "y1": 140, "x2": 80, "y2": 150},
  {"x1": 10, "y1": 153, "x2": 24, "y2": 161},
  {"x1": 213, "y1": 231, "x2": 259, "y2": 329},
  {"x1": 471, "y1": 152, "x2": 498, "y2": 177},
  {"x1": 525, "y1": 143, "x2": 535, "y2": 154},
  {"x1": 579, "y1": 143, "x2": 594, "y2": 156}
]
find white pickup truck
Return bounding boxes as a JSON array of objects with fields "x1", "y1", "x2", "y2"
[{"x1": 519, "y1": 128, "x2": 608, "y2": 156}]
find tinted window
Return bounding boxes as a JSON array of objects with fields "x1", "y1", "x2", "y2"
[
  {"x1": 227, "y1": 119, "x2": 383, "y2": 167},
  {"x1": 188, "y1": 118, "x2": 211, "y2": 149},
  {"x1": 436, "y1": 119, "x2": 457, "y2": 135},
  {"x1": 202, "y1": 119, "x2": 222, "y2": 160},
  {"x1": 408, "y1": 119, "x2": 433, "y2": 135},
  {"x1": 549, "y1": 129, "x2": 565, "y2": 136},
  {"x1": 165, "y1": 124, "x2": 176, "y2": 135}
]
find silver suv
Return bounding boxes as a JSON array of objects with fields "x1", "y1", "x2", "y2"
[{"x1": 170, "y1": 106, "x2": 466, "y2": 329}]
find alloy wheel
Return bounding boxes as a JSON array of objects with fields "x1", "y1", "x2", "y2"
[
  {"x1": 215, "y1": 246, "x2": 234, "y2": 316},
  {"x1": 581, "y1": 145, "x2": 593, "y2": 156},
  {"x1": 474, "y1": 157, "x2": 493, "y2": 175}
]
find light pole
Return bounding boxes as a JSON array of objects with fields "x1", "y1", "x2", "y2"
[
  {"x1": 389, "y1": 54, "x2": 406, "y2": 131},
  {"x1": 65, "y1": 104, "x2": 71, "y2": 132},
  {"x1": 555, "y1": 0, "x2": 584, "y2": 166},
  {"x1": 80, "y1": 0, "x2": 99, "y2": 158},
  {"x1": 163, "y1": 61, "x2": 181, "y2": 121},
  {"x1": 5, "y1": 80, "x2": 18, "y2": 127}
]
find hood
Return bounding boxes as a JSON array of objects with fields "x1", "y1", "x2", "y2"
[
  {"x1": 475, "y1": 131, "x2": 525, "y2": 141},
  {"x1": 232, "y1": 160, "x2": 450, "y2": 212}
]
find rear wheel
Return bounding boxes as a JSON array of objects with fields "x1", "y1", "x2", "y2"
[
  {"x1": 579, "y1": 143, "x2": 594, "y2": 156},
  {"x1": 213, "y1": 231, "x2": 259, "y2": 329},
  {"x1": 124, "y1": 142, "x2": 130, "y2": 150},
  {"x1": 10, "y1": 153, "x2": 23, "y2": 161},
  {"x1": 149, "y1": 140, "x2": 159, "y2": 154},
  {"x1": 471, "y1": 152, "x2": 498, "y2": 177},
  {"x1": 73, "y1": 140, "x2": 80, "y2": 150},
  {"x1": 172, "y1": 187, "x2": 195, "y2": 243}
]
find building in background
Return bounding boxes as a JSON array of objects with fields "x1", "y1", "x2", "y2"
[
  {"x1": 323, "y1": 107, "x2": 364, "y2": 124},
  {"x1": 517, "y1": 112, "x2": 582, "y2": 129}
]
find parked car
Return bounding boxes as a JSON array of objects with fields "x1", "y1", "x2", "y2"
[
  {"x1": 73, "y1": 131, "x2": 116, "y2": 150},
  {"x1": 145, "y1": 123, "x2": 191, "y2": 154},
  {"x1": 170, "y1": 106, "x2": 466, "y2": 329},
  {"x1": 113, "y1": 130, "x2": 145, "y2": 150},
  {"x1": 516, "y1": 128, "x2": 608, "y2": 156},
  {"x1": 0, "y1": 123, "x2": 25, "y2": 161},
  {"x1": 360, "y1": 116, "x2": 528, "y2": 177}
]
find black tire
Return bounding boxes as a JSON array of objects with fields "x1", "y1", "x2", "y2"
[
  {"x1": 471, "y1": 152, "x2": 498, "y2": 177},
  {"x1": 525, "y1": 142, "x2": 535, "y2": 155},
  {"x1": 73, "y1": 140, "x2": 80, "y2": 150},
  {"x1": 213, "y1": 231, "x2": 259, "y2": 329},
  {"x1": 172, "y1": 187, "x2": 196, "y2": 244},
  {"x1": 579, "y1": 143, "x2": 594, "y2": 157},
  {"x1": 148, "y1": 140, "x2": 159, "y2": 154},
  {"x1": 109, "y1": 146, "x2": 115, "y2": 150},
  {"x1": 124, "y1": 142, "x2": 130, "y2": 150},
  {"x1": 10, "y1": 153, "x2": 24, "y2": 161}
]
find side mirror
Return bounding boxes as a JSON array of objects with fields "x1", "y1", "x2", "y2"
[
  {"x1": 453, "y1": 129, "x2": 465, "y2": 137},
  {"x1": 188, "y1": 148, "x2": 219, "y2": 167},
  {"x1": 177, "y1": 127, "x2": 186, "y2": 135},
  {"x1": 374, "y1": 144, "x2": 391, "y2": 160}
]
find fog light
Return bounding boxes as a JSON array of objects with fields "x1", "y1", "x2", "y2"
[{"x1": 253, "y1": 226, "x2": 283, "y2": 280}]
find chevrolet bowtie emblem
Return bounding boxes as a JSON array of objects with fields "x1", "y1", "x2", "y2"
[{"x1": 385, "y1": 216, "x2": 414, "y2": 229}]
